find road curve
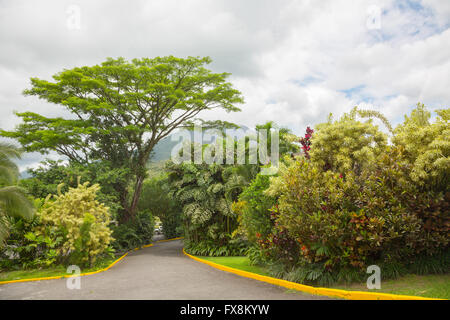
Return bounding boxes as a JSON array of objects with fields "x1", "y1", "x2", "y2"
[{"x1": 0, "y1": 240, "x2": 330, "y2": 300}]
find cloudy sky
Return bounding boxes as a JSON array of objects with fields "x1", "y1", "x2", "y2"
[{"x1": 0, "y1": 0, "x2": 449, "y2": 170}]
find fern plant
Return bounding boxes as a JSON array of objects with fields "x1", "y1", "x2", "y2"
[
  {"x1": 166, "y1": 159, "x2": 254, "y2": 255},
  {"x1": 167, "y1": 162, "x2": 237, "y2": 247}
]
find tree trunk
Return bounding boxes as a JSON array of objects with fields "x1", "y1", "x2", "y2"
[
  {"x1": 119, "y1": 147, "x2": 153, "y2": 224},
  {"x1": 128, "y1": 174, "x2": 145, "y2": 219},
  {"x1": 118, "y1": 185, "x2": 132, "y2": 224}
]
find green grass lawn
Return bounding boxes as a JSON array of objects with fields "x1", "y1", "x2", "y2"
[
  {"x1": 197, "y1": 256, "x2": 270, "y2": 276},
  {"x1": 0, "y1": 257, "x2": 116, "y2": 283},
  {"x1": 332, "y1": 273, "x2": 450, "y2": 300},
  {"x1": 197, "y1": 255, "x2": 449, "y2": 300}
]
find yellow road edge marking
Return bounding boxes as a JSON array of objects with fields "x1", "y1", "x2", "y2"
[
  {"x1": 182, "y1": 249, "x2": 444, "y2": 301},
  {"x1": 156, "y1": 237, "x2": 184, "y2": 243}
]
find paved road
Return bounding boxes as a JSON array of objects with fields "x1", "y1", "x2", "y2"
[{"x1": 0, "y1": 240, "x2": 329, "y2": 300}]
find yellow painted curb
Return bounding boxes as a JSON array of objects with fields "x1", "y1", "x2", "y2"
[
  {"x1": 182, "y1": 249, "x2": 443, "y2": 300},
  {"x1": 156, "y1": 237, "x2": 184, "y2": 243}
]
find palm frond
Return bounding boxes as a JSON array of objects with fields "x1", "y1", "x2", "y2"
[
  {"x1": 0, "y1": 142, "x2": 22, "y2": 159},
  {"x1": 0, "y1": 163, "x2": 19, "y2": 185},
  {"x1": 0, "y1": 213, "x2": 10, "y2": 247},
  {"x1": 0, "y1": 186, "x2": 35, "y2": 220},
  {"x1": 0, "y1": 142, "x2": 22, "y2": 185}
]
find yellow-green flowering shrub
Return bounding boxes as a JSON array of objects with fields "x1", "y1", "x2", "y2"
[
  {"x1": 393, "y1": 103, "x2": 449, "y2": 189},
  {"x1": 309, "y1": 108, "x2": 388, "y2": 174},
  {"x1": 37, "y1": 181, "x2": 113, "y2": 266}
]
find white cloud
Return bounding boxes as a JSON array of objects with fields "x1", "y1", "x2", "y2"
[
  {"x1": 0, "y1": 0, "x2": 449, "y2": 170},
  {"x1": 422, "y1": 0, "x2": 450, "y2": 26}
]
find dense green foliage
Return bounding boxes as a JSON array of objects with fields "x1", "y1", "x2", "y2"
[{"x1": 236, "y1": 105, "x2": 449, "y2": 285}]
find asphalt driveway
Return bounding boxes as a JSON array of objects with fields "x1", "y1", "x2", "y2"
[{"x1": 0, "y1": 239, "x2": 330, "y2": 300}]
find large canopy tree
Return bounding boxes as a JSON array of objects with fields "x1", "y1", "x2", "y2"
[{"x1": 1, "y1": 56, "x2": 244, "y2": 220}]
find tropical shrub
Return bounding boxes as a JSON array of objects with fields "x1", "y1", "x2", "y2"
[
  {"x1": 0, "y1": 208, "x2": 62, "y2": 271},
  {"x1": 36, "y1": 181, "x2": 113, "y2": 267},
  {"x1": 249, "y1": 105, "x2": 449, "y2": 285},
  {"x1": 393, "y1": 103, "x2": 449, "y2": 190},
  {"x1": 232, "y1": 173, "x2": 275, "y2": 243},
  {"x1": 309, "y1": 108, "x2": 387, "y2": 174},
  {"x1": 264, "y1": 146, "x2": 449, "y2": 282}
]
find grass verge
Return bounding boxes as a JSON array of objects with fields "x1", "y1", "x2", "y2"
[
  {"x1": 197, "y1": 256, "x2": 270, "y2": 276},
  {"x1": 0, "y1": 256, "x2": 116, "y2": 283},
  {"x1": 332, "y1": 273, "x2": 450, "y2": 299},
  {"x1": 198, "y1": 255, "x2": 449, "y2": 300}
]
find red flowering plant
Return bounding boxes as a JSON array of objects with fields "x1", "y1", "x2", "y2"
[{"x1": 299, "y1": 126, "x2": 314, "y2": 159}]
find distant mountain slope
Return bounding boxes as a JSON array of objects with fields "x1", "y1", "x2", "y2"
[
  {"x1": 19, "y1": 170, "x2": 32, "y2": 180},
  {"x1": 148, "y1": 126, "x2": 250, "y2": 163},
  {"x1": 149, "y1": 136, "x2": 179, "y2": 163}
]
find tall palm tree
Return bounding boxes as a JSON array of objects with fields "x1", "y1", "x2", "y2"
[{"x1": 0, "y1": 142, "x2": 35, "y2": 246}]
